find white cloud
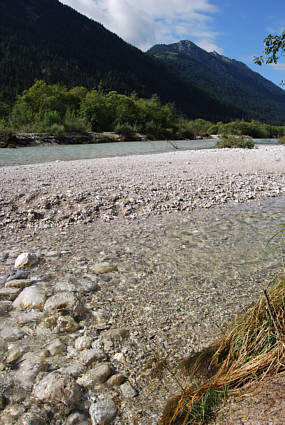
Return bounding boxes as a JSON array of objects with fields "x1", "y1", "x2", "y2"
[
  {"x1": 60, "y1": 0, "x2": 222, "y2": 51},
  {"x1": 268, "y1": 63, "x2": 285, "y2": 71}
]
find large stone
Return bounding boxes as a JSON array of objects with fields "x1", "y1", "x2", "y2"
[
  {"x1": 89, "y1": 398, "x2": 117, "y2": 425},
  {"x1": 33, "y1": 373, "x2": 82, "y2": 408},
  {"x1": 14, "y1": 253, "x2": 39, "y2": 269},
  {"x1": 13, "y1": 286, "x2": 46, "y2": 310},
  {"x1": 44, "y1": 292, "x2": 77, "y2": 312},
  {"x1": 90, "y1": 262, "x2": 117, "y2": 274},
  {"x1": 14, "y1": 358, "x2": 48, "y2": 390},
  {"x1": 77, "y1": 363, "x2": 112, "y2": 388}
]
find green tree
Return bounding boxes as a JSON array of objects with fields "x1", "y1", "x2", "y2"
[{"x1": 254, "y1": 31, "x2": 285, "y2": 65}]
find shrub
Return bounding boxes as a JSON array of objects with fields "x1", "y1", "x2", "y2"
[
  {"x1": 216, "y1": 135, "x2": 254, "y2": 149},
  {"x1": 114, "y1": 122, "x2": 139, "y2": 141},
  {"x1": 278, "y1": 136, "x2": 285, "y2": 145}
]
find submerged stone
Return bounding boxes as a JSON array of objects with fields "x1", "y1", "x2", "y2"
[{"x1": 33, "y1": 373, "x2": 82, "y2": 408}]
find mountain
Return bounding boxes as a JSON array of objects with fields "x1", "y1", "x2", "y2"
[
  {"x1": 147, "y1": 40, "x2": 285, "y2": 124},
  {"x1": 0, "y1": 0, "x2": 241, "y2": 122}
]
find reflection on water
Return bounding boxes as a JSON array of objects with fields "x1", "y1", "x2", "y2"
[{"x1": 0, "y1": 138, "x2": 279, "y2": 167}]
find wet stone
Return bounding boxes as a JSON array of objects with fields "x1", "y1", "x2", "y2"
[
  {"x1": 90, "y1": 262, "x2": 117, "y2": 274},
  {"x1": 57, "y1": 315, "x2": 79, "y2": 333},
  {"x1": 0, "y1": 301, "x2": 12, "y2": 314},
  {"x1": 14, "y1": 358, "x2": 48, "y2": 390},
  {"x1": 33, "y1": 373, "x2": 82, "y2": 408}
]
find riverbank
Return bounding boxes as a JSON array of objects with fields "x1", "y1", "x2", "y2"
[
  {"x1": 0, "y1": 145, "x2": 284, "y2": 234},
  {"x1": 0, "y1": 146, "x2": 284, "y2": 425}
]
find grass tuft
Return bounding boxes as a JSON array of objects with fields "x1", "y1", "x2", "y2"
[{"x1": 159, "y1": 275, "x2": 285, "y2": 425}]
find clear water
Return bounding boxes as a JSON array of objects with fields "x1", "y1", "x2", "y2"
[{"x1": 0, "y1": 138, "x2": 279, "y2": 167}]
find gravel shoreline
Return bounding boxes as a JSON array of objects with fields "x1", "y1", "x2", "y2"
[
  {"x1": 0, "y1": 145, "x2": 284, "y2": 233},
  {"x1": 0, "y1": 146, "x2": 284, "y2": 425}
]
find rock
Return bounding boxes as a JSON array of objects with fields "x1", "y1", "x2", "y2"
[
  {"x1": 18, "y1": 410, "x2": 47, "y2": 425},
  {"x1": 0, "y1": 287, "x2": 21, "y2": 301},
  {"x1": 92, "y1": 311, "x2": 109, "y2": 330},
  {"x1": 74, "y1": 335, "x2": 92, "y2": 351},
  {"x1": 14, "y1": 253, "x2": 39, "y2": 269},
  {"x1": 90, "y1": 262, "x2": 117, "y2": 274},
  {"x1": 106, "y1": 374, "x2": 126, "y2": 387},
  {"x1": 0, "y1": 269, "x2": 29, "y2": 285},
  {"x1": 13, "y1": 286, "x2": 46, "y2": 310},
  {"x1": 57, "y1": 315, "x2": 79, "y2": 333},
  {"x1": 0, "y1": 326, "x2": 25, "y2": 342},
  {"x1": 65, "y1": 412, "x2": 89, "y2": 425},
  {"x1": 77, "y1": 363, "x2": 112, "y2": 388},
  {"x1": 5, "y1": 279, "x2": 31, "y2": 288},
  {"x1": 78, "y1": 348, "x2": 106, "y2": 366},
  {"x1": 6, "y1": 346, "x2": 23, "y2": 364},
  {"x1": 33, "y1": 373, "x2": 82, "y2": 408},
  {"x1": 101, "y1": 328, "x2": 129, "y2": 340},
  {"x1": 0, "y1": 394, "x2": 6, "y2": 410},
  {"x1": 89, "y1": 398, "x2": 117, "y2": 425},
  {"x1": 0, "y1": 301, "x2": 12, "y2": 314},
  {"x1": 46, "y1": 338, "x2": 65, "y2": 356},
  {"x1": 44, "y1": 292, "x2": 78, "y2": 312},
  {"x1": 120, "y1": 381, "x2": 138, "y2": 398},
  {"x1": 14, "y1": 358, "x2": 48, "y2": 390},
  {"x1": 60, "y1": 361, "x2": 85, "y2": 378}
]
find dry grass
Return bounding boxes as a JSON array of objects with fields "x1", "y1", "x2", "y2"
[{"x1": 159, "y1": 275, "x2": 285, "y2": 425}]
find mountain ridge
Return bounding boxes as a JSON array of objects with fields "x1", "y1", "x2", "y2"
[{"x1": 147, "y1": 40, "x2": 285, "y2": 124}]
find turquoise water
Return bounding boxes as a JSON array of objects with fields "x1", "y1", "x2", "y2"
[{"x1": 0, "y1": 138, "x2": 279, "y2": 167}]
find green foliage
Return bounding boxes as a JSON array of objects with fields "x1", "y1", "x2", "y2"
[
  {"x1": 254, "y1": 31, "x2": 285, "y2": 65},
  {"x1": 114, "y1": 122, "x2": 139, "y2": 141},
  {"x1": 216, "y1": 135, "x2": 255, "y2": 149}
]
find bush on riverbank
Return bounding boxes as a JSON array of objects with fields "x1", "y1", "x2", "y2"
[
  {"x1": 216, "y1": 135, "x2": 255, "y2": 149},
  {"x1": 1, "y1": 80, "x2": 285, "y2": 142},
  {"x1": 279, "y1": 136, "x2": 285, "y2": 145},
  {"x1": 160, "y1": 275, "x2": 285, "y2": 425}
]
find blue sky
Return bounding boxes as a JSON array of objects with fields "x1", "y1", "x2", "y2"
[{"x1": 60, "y1": 0, "x2": 285, "y2": 88}]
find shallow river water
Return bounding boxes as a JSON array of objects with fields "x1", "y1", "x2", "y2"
[{"x1": 0, "y1": 138, "x2": 279, "y2": 166}]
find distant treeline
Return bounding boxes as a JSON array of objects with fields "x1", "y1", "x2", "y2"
[{"x1": 0, "y1": 81, "x2": 284, "y2": 141}]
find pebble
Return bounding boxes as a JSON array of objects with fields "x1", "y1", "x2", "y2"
[
  {"x1": 90, "y1": 262, "x2": 117, "y2": 274},
  {"x1": 44, "y1": 291, "x2": 78, "y2": 312},
  {"x1": 77, "y1": 363, "x2": 113, "y2": 387},
  {"x1": 14, "y1": 253, "x2": 39, "y2": 269}
]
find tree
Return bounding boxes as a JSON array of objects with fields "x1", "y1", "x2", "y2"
[{"x1": 254, "y1": 30, "x2": 285, "y2": 65}]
